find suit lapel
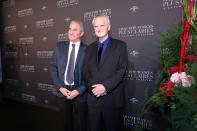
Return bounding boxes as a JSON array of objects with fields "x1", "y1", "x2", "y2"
[
  {"x1": 75, "y1": 42, "x2": 84, "y2": 68},
  {"x1": 62, "y1": 41, "x2": 69, "y2": 73},
  {"x1": 93, "y1": 42, "x2": 100, "y2": 67}
]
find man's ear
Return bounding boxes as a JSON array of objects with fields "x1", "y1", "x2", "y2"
[
  {"x1": 80, "y1": 31, "x2": 84, "y2": 37},
  {"x1": 107, "y1": 25, "x2": 111, "y2": 31}
]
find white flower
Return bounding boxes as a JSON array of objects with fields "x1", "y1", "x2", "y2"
[
  {"x1": 170, "y1": 72, "x2": 181, "y2": 86},
  {"x1": 170, "y1": 72, "x2": 195, "y2": 87}
]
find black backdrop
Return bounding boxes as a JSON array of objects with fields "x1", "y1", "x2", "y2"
[{"x1": 1, "y1": 0, "x2": 195, "y2": 130}]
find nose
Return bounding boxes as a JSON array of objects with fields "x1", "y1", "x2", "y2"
[
  {"x1": 69, "y1": 29, "x2": 74, "y2": 34},
  {"x1": 95, "y1": 27, "x2": 101, "y2": 31}
]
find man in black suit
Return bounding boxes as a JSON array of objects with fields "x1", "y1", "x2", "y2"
[
  {"x1": 50, "y1": 21, "x2": 87, "y2": 131},
  {"x1": 83, "y1": 15, "x2": 128, "y2": 131}
]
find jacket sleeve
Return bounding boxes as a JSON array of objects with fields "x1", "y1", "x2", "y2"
[
  {"x1": 102, "y1": 43, "x2": 128, "y2": 93},
  {"x1": 82, "y1": 48, "x2": 94, "y2": 91},
  {"x1": 74, "y1": 45, "x2": 87, "y2": 95},
  {"x1": 50, "y1": 45, "x2": 62, "y2": 90},
  {"x1": 75, "y1": 80, "x2": 86, "y2": 95}
]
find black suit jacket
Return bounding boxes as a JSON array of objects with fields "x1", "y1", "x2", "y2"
[
  {"x1": 50, "y1": 41, "x2": 87, "y2": 102},
  {"x1": 82, "y1": 38, "x2": 128, "y2": 108}
]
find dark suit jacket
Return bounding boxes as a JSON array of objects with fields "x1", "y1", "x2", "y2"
[
  {"x1": 50, "y1": 41, "x2": 87, "y2": 102},
  {"x1": 82, "y1": 37, "x2": 128, "y2": 108}
]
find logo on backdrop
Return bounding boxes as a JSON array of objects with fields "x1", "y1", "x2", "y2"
[
  {"x1": 25, "y1": 82, "x2": 30, "y2": 87},
  {"x1": 5, "y1": 51, "x2": 17, "y2": 57},
  {"x1": 162, "y1": 0, "x2": 182, "y2": 10},
  {"x1": 57, "y1": 33, "x2": 68, "y2": 41},
  {"x1": 5, "y1": 43, "x2": 18, "y2": 57},
  {"x1": 21, "y1": 93, "x2": 36, "y2": 103},
  {"x1": 6, "y1": 79, "x2": 19, "y2": 86},
  {"x1": 129, "y1": 50, "x2": 140, "y2": 56},
  {"x1": 20, "y1": 65, "x2": 35, "y2": 72},
  {"x1": 43, "y1": 67, "x2": 48, "y2": 72},
  {"x1": 56, "y1": 0, "x2": 79, "y2": 8},
  {"x1": 5, "y1": 40, "x2": 18, "y2": 58},
  {"x1": 9, "y1": 40, "x2": 13, "y2": 44},
  {"x1": 125, "y1": 70, "x2": 154, "y2": 81},
  {"x1": 36, "y1": 18, "x2": 54, "y2": 29},
  {"x1": 23, "y1": 25, "x2": 28, "y2": 29},
  {"x1": 24, "y1": 52, "x2": 28, "y2": 56},
  {"x1": 5, "y1": 43, "x2": 30, "y2": 57},
  {"x1": 84, "y1": 8, "x2": 111, "y2": 21},
  {"x1": 42, "y1": 37, "x2": 47, "y2": 42},
  {"x1": 42, "y1": 6, "x2": 47, "y2": 11},
  {"x1": 37, "y1": 51, "x2": 53, "y2": 59},
  {"x1": 64, "y1": 17, "x2": 71, "y2": 23},
  {"x1": 37, "y1": 83, "x2": 55, "y2": 92},
  {"x1": 8, "y1": 14, "x2": 12, "y2": 18},
  {"x1": 123, "y1": 115, "x2": 152, "y2": 130},
  {"x1": 4, "y1": 25, "x2": 16, "y2": 33},
  {"x1": 118, "y1": 25, "x2": 154, "y2": 38},
  {"x1": 18, "y1": 8, "x2": 33, "y2": 17},
  {"x1": 3, "y1": 0, "x2": 15, "y2": 7},
  {"x1": 129, "y1": 97, "x2": 139, "y2": 104},
  {"x1": 44, "y1": 100, "x2": 49, "y2": 104},
  {"x1": 129, "y1": 6, "x2": 140, "y2": 12},
  {"x1": 19, "y1": 37, "x2": 34, "y2": 45}
]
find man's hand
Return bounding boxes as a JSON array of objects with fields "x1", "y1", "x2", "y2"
[
  {"x1": 59, "y1": 88, "x2": 79, "y2": 100},
  {"x1": 66, "y1": 90, "x2": 79, "y2": 100},
  {"x1": 92, "y1": 84, "x2": 107, "y2": 98},
  {"x1": 59, "y1": 87, "x2": 71, "y2": 97}
]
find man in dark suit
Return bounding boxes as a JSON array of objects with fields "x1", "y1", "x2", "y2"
[
  {"x1": 82, "y1": 15, "x2": 128, "y2": 131},
  {"x1": 50, "y1": 21, "x2": 87, "y2": 131}
]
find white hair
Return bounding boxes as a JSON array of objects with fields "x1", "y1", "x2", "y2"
[
  {"x1": 70, "y1": 20, "x2": 84, "y2": 32},
  {"x1": 92, "y1": 14, "x2": 110, "y2": 25}
]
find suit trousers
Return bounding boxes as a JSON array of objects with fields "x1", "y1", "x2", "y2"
[
  {"x1": 57, "y1": 96, "x2": 87, "y2": 131},
  {"x1": 88, "y1": 104, "x2": 123, "y2": 131}
]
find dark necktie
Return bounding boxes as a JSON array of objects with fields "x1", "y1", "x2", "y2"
[
  {"x1": 98, "y1": 43, "x2": 103, "y2": 63},
  {"x1": 66, "y1": 44, "x2": 75, "y2": 84}
]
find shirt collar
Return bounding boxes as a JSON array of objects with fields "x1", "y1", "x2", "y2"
[
  {"x1": 70, "y1": 41, "x2": 80, "y2": 47},
  {"x1": 98, "y1": 37, "x2": 110, "y2": 47}
]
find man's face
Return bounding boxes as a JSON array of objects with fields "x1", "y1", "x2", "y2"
[
  {"x1": 68, "y1": 22, "x2": 84, "y2": 43},
  {"x1": 93, "y1": 17, "x2": 111, "y2": 39}
]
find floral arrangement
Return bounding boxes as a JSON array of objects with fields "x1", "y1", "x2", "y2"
[{"x1": 138, "y1": 0, "x2": 197, "y2": 131}]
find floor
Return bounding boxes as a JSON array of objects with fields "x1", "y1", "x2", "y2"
[{"x1": 0, "y1": 98, "x2": 63, "y2": 131}]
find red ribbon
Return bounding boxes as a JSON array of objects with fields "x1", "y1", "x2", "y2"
[{"x1": 179, "y1": 0, "x2": 193, "y2": 73}]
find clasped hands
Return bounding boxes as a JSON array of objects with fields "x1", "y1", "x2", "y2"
[
  {"x1": 91, "y1": 84, "x2": 107, "y2": 98},
  {"x1": 59, "y1": 88, "x2": 79, "y2": 100}
]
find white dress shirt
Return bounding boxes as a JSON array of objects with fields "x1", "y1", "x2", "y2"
[{"x1": 64, "y1": 41, "x2": 80, "y2": 85}]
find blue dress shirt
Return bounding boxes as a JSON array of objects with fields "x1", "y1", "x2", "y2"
[{"x1": 97, "y1": 37, "x2": 110, "y2": 62}]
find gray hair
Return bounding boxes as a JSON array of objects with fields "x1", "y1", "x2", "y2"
[
  {"x1": 70, "y1": 20, "x2": 84, "y2": 32},
  {"x1": 92, "y1": 14, "x2": 110, "y2": 26}
]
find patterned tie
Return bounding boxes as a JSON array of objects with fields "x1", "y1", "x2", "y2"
[
  {"x1": 66, "y1": 44, "x2": 75, "y2": 84},
  {"x1": 98, "y1": 43, "x2": 103, "y2": 63}
]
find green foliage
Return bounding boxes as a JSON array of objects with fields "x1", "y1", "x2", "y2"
[
  {"x1": 138, "y1": 1, "x2": 197, "y2": 131},
  {"x1": 139, "y1": 85, "x2": 197, "y2": 131},
  {"x1": 182, "y1": 0, "x2": 197, "y2": 31},
  {"x1": 193, "y1": 114, "x2": 197, "y2": 129},
  {"x1": 156, "y1": 24, "x2": 182, "y2": 85},
  {"x1": 190, "y1": 63, "x2": 197, "y2": 79}
]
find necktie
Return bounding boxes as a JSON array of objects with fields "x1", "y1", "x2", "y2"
[
  {"x1": 66, "y1": 44, "x2": 75, "y2": 84},
  {"x1": 98, "y1": 43, "x2": 103, "y2": 63}
]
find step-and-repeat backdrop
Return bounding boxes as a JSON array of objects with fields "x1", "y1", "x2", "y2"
[{"x1": 1, "y1": 0, "x2": 194, "y2": 130}]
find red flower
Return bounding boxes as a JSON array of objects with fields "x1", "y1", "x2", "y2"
[
  {"x1": 168, "y1": 66, "x2": 179, "y2": 76},
  {"x1": 160, "y1": 81, "x2": 175, "y2": 99},
  {"x1": 185, "y1": 55, "x2": 195, "y2": 63}
]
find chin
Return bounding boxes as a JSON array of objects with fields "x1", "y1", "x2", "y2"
[{"x1": 96, "y1": 34, "x2": 105, "y2": 38}]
